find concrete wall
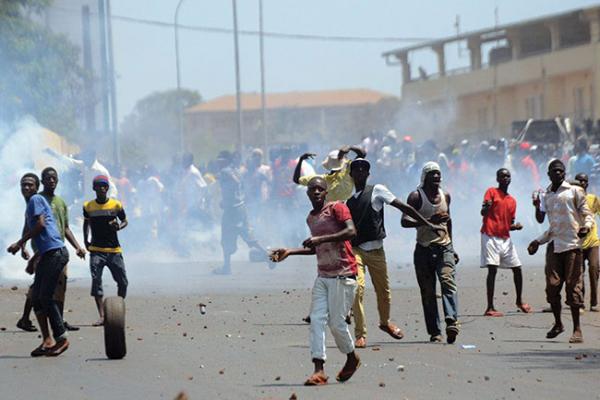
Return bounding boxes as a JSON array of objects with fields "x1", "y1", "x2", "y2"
[{"x1": 399, "y1": 42, "x2": 600, "y2": 142}]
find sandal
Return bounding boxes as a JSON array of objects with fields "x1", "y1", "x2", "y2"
[
  {"x1": 379, "y1": 323, "x2": 404, "y2": 340},
  {"x1": 304, "y1": 372, "x2": 328, "y2": 386},
  {"x1": 546, "y1": 325, "x2": 565, "y2": 339},
  {"x1": 484, "y1": 310, "x2": 504, "y2": 317},
  {"x1": 517, "y1": 303, "x2": 533, "y2": 313},
  {"x1": 92, "y1": 318, "x2": 104, "y2": 327},
  {"x1": 336, "y1": 357, "x2": 361, "y2": 383},
  {"x1": 446, "y1": 324, "x2": 459, "y2": 344},
  {"x1": 17, "y1": 319, "x2": 38, "y2": 332},
  {"x1": 569, "y1": 333, "x2": 584, "y2": 343}
]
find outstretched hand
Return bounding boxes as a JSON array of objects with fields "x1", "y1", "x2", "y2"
[{"x1": 269, "y1": 248, "x2": 290, "y2": 263}]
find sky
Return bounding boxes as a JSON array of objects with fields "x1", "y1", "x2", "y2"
[{"x1": 108, "y1": 0, "x2": 600, "y2": 121}]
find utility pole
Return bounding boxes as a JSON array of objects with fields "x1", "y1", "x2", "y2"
[
  {"x1": 232, "y1": 0, "x2": 244, "y2": 153},
  {"x1": 106, "y1": 0, "x2": 120, "y2": 168},
  {"x1": 259, "y1": 0, "x2": 268, "y2": 161},
  {"x1": 174, "y1": 0, "x2": 185, "y2": 153}
]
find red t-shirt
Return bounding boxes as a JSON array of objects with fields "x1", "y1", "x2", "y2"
[
  {"x1": 481, "y1": 187, "x2": 516, "y2": 239},
  {"x1": 306, "y1": 201, "x2": 357, "y2": 277}
]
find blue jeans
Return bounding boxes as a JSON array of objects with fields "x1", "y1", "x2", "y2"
[
  {"x1": 31, "y1": 247, "x2": 69, "y2": 341},
  {"x1": 414, "y1": 243, "x2": 459, "y2": 336}
]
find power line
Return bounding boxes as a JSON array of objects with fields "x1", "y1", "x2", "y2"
[
  {"x1": 113, "y1": 14, "x2": 430, "y2": 43},
  {"x1": 51, "y1": 5, "x2": 431, "y2": 44}
]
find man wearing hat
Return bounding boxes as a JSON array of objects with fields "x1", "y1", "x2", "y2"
[
  {"x1": 293, "y1": 145, "x2": 366, "y2": 202},
  {"x1": 83, "y1": 175, "x2": 129, "y2": 326},
  {"x1": 401, "y1": 162, "x2": 460, "y2": 344},
  {"x1": 347, "y1": 158, "x2": 439, "y2": 348}
]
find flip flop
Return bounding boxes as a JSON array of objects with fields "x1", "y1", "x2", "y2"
[
  {"x1": 46, "y1": 339, "x2": 69, "y2": 357},
  {"x1": 484, "y1": 310, "x2": 504, "y2": 317},
  {"x1": 569, "y1": 334, "x2": 584, "y2": 343},
  {"x1": 336, "y1": 356, "x2": 361, "y2": 382},
  {"x1": 379, "y1": 324, "x2": 404, "y2": 340},
  {"x1": 546, "y1": 325, "x2": 565, "y2": 339},
  {"x1": 517, "y1": 303, "x2": 533, "y2": 313},
  {"x1": 304, "y1": 372, "x2": 328, "y2": 386}
]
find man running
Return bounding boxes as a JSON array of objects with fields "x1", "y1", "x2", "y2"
[
  {"x1": 17, "y1": 167, "x2": 86, "y2": 333},
  {"x1": 346, "y1": 158, "x2": 440, "y2": 348},
  {"x1": 527, "y1": 159, "x2": 592, "y2": 343},
  {"x1": 7, "y1": 173, "x2": 70, "y2": 356},
  {"x1": 481, "y1": 168, "x2": 532, "y2": 316},
  {"x1": 573, "y1": 173, "x2": 600, "y2": 312},
  {"x1": 270, "y1": 177, "x2": 360, "y2": 386},
  {"x1": 401, "y1": 162, "x2": 460, "y2": 344},
  {"x1": 84, "y1": 175, "x2": 129, "y2": 326},
  {"x1": 213, "y1": 150, "x2": 272, "y2": 275}
]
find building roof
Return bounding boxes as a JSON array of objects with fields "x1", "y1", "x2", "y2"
[
  {"x1": 185, "y1": 89, "x2": 394, "y2": 113},
  {"x1": 382, "y1": 6, "x2": 599, "y2": 57}
]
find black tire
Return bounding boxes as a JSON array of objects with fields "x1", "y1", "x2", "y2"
[{"x1": 104, "y1": 296, "x2": 126, "y2": 359}]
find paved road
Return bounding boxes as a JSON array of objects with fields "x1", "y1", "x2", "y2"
[{"x1": 1, "y1": 257, "x2": 599, "y2": 400}]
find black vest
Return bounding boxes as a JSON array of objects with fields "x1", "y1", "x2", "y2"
[{"x1": 346, "y1": 185, "x2": 386, "y2": 247}]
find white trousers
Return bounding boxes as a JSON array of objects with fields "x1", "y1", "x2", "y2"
[{"x1": 310, "y1": 276, "x2": 357, "y2": 361}]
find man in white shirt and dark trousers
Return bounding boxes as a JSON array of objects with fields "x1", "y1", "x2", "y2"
[
  {"x1": 528, "y1": 159, "x2": 593, "y2": 343},
  {"x1": 346, "y1": 158, "x2": 439, "y2": 348}
]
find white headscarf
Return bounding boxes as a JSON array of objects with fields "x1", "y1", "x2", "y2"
[{"x1": 420, "y1": 161, "x2": 441, "y2": 187}]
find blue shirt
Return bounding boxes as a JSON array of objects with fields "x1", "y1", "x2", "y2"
[{"x1": 25, "y1": 194, "x2": 65, "y2": 255}]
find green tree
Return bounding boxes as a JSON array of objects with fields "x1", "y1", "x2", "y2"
[
  {"x1": 120, "y1": 89, "x2": 202, "y2": 167},
  {"x1": 0, "y1": 0, "x2": 87, "y2": 138}
]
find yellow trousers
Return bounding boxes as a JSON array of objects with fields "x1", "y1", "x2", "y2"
[{"x1": 352, "y1": 247, "x2": 392, "y2": 339}]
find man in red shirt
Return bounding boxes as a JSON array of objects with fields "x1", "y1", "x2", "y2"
[
  {"x1": 270, "y1": 177, "x2": 360, "y2": 386},
  {"x1": 481, "y1": 168, "x2": 532, "y2": 316}
]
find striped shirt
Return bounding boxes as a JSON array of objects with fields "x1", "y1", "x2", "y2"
[{"x1": 83, "y1": 198, "x2": 126, "y2": 253}]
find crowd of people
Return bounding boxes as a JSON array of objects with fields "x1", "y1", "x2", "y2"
[{"x1": 4, "y1": 125, "x2": 600, "y2": 386}]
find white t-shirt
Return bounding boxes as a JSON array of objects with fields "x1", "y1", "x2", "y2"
[{"x1": 351, "y1": 184, "x2": 396, "y2": 250}]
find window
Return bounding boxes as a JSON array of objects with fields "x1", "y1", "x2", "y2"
[{"x1": 574, "y1": 87, "x2": 585, "y2": 122}]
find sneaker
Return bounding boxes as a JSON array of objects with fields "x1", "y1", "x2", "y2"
[
  {"x1": 16, "y1": 319, "x2": 38, "y2": 332},
  {"x1": 46, "y1": 338, "x2": 69, "y2": 357},
  {"x1": 591, "y1": 305, "x2": 599, "y2": 312}
]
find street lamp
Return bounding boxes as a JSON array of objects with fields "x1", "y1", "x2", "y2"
[{"x1": 174, "y1": 0, "x2": 185, "y2": 153}]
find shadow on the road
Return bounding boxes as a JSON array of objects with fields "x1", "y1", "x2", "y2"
[
  {"x1": 253, "y1": 323, "x2": 307, "y2": 327},
  {"x1": 84, "y1": 358, "x2": 118, "y2": 362},
  {"x1": 496, "y1": 348, "x2": 600, "y2": 369},
  {"x1": 0, "y1": 355, "x2": 31, "y2": 360},
  {"x1": 501, "y1": 339, "x2": 562, "y2": 344}
]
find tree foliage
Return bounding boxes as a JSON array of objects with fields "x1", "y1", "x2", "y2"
[
  {"x1": 0, "y1": 0, "x2": 88, "y2": 138},
  {"x1": 121, "y1": 89, "x2": 202, "y2": 167}
]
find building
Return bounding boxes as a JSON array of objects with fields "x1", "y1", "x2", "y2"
[
  {"x1": 184, "y1": 89, "x2": 399, "y2": 160},
  {"x1": 383, "y1": 6, "x2": 600, "y2": 142}
]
